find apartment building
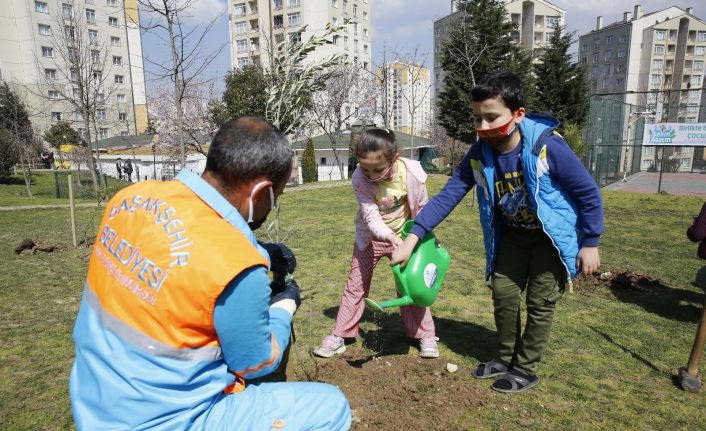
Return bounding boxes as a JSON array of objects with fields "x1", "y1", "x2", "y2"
[
  {"x1": 0, "y1": 0, "x2": 147, "y2": 141},
  {"x1": 579, "y1": 5, "x2": 706, "y2": 172},
  {"x1": 376, "y1": 61, "x2": 431, "y2": 136},
  {"x1": 228, "y1": 0, "x2": 372, "y2": 71},
  {"x1": 433, "y1": 0, "x2": 565, "y2": 102}
]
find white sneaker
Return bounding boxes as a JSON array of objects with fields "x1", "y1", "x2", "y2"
[
  {"x1": 313, "y1": 335, "x2": 346, "y2": 358},
  {"x1": 419, "y1": 337, "x2": 440, "y2": 358}
]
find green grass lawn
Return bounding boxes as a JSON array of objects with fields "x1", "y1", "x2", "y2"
[
  {"x1": 0, "y1": 176, "x2": 704, "y2": 430},
  {"x1": 0, "y1": 171, "x2": 127, "y2": 206}
]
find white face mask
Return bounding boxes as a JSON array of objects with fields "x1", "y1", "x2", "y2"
[{"x1": 247, "y1": 180, "x2": 276, "y2": 224}]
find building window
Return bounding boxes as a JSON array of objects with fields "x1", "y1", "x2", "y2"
[
  {"x1": 236, "y1": 21, "x2": 247, "y2": 33},
  {"x1": 120, "y1": 131, "x2": 129, "y2": 137},
  {"x1": 289, "y1": 32, "x2": 301, "y2": 44},
  {"x1": 344, "y1": 36, "x2": 348, "y2": 49},
  {"x1": 45, "y1": 68, "x2": 56, "y2": 79},
  {"x1": 51, "y1": 112, "x2": 62, "y2": 122},
  {"x1": 654, "y1": 44, "x2": 664, "y2": 55},
  {"x1": 604, "y1": 51, "x2": 612, "y2": 60},
  {"x1": 332, "y1": 0, "x2": 337, "y2": 7},
  {"x1": 86, "y1": 9, "x2": 96, "y2": 24},
  {"x1": 35, "y1": 1, "x2": 48, "y2": 13},
  {"x1": 99, "y1": 128, "x2": 109, "y2": 139},
  {"x1": 696, "y1": 46, "x2": 705, "y2": 56},
  {"x1": 655, "y1": 30, "x2": 666, "y2": 41},
  {"x1": 234, "y1": 3, "x2": 246, "y2": 16},
  {"x1": 119, "y1": 112, "x2": 127, "y2": 121},
  {"x1": 97, "y1": 109, "x2": 107, "y2": 121},
  {"x1": 353, "y1": 3, "x2": 357, "y2": 16},
  {"x1": 38, "y1": 24, "x2": 51, "y2": 36},
  {"x1": 69, "y1": 69, "x2": 77, "y2": 80},
  {"x1": 65, "y1": 25, "x2": 75, "y2": 40},
  {"x1": 91, "y1": 50, "x2": 100, "y2": 63},
  {"x1": 115, "y1": 74, "x2": 124, "y2": 84},
  {"x1": 616, "y1": 78, "x2": 623, "y2": 86},
  {"x1": 76, "y1": 111, "x2": 84, "y2": 121},
  {"x1": 237, "y1": 57, "x2": 251, "y2": 67},
  {"x1": 107, "y1": 0, "x2": 117, "y2": 6},
  {"x1": 694, "y1": 60, "x2": 704, "y2": 71},
  {"x1": 617, "y1": 49, "x2": 625, "y2": 58},
  {"x1": 606, "y1": 35, "x2": 613, "y2": 45},
  {"x1": 650, "y1": 74, "x2": 661, "y2": 86},
  {"x1": 109, "y1": 17, "x2": 119, "y2": 27},
  {"x1": 320, "y1": 157, "x2": 327, "y2": 165},
  {"x1": 652, "y1": 59, "x2": 663, "y2": 70},
  {"x1": 113, "y1": 55, "x2": 122, "y2": 65},
  {"x1": 236, "y1": 39, "x2": 248, "y2": 52},
  {"x1": 698, "y1": 32, "x2": 706, "y2": 42},
  {"x1": 363, "y1": 28, "x2": 368, "y2": 38},
  {"x1": 62, "y1": 3, "x2": 72, "y2": 19},
  {"x1": 691, "y1": 75, "x2": 702, "y2": 86},
  {"x1": 619, "y1": 34, "x2": 627, "y2": 43},
  {"x1": 72, "y1": 88, "x2": 80, "y2": 100},
  {"x1": 547, "y1": 16, "x2": 559, "y2": 28},
  {"x1": 604, "y1": 64, "x2": 611, "y2": 75},
  {"x1": 111, "y1": 36, "x2": 120, "y2": 46},
  {"x1": 48, "y1": 90, "x2": 59, "y2": 100},
  {"x1": 594, "y1": 38, "x2": 600, "y2": 49},
  {"x1": 342, "y1": 0, "x2": 347, "y2": 12},
  {"x1": 288, "y1": 0, "x2": 300, "y2": 7},
  {"x1": 88, "y1": 29, "x2": 98, "y2": 41},
  {"x1": 41, "y1": 46, "x2": 53, "y2": 57},
  {"x1": 616, "y1": 64, "x2": 624, "y2": 73},
  {"x1": 288, "y1": 12, "x2": 300, "y2": 26},
  {"x1": 117, "y1": 93, "x2": 126, "y2": 103},
  {"x1": 363, "y1": 11, "x2": 368, "y2": 20},
  {"x1": 364, "y1": 44, "x2": 368, "y2": 54}
]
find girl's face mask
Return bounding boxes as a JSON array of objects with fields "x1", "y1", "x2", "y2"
[
  {"x1": 368, "y1": 161, "x2": 395, "y2": 183},
  {"x1": 476, "y1": 112, "x2": 518, "y2": 144}
]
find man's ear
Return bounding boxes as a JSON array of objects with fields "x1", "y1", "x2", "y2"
[
  {"x1": 515, "y1": 107, "x2": 527, "y2": 123},
  {"x1": 250, "y1": 180, "x2": 273, "y2": 203}
]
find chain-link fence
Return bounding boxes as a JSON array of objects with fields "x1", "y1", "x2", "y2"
[
  {"x1": 53, "y1": 170, "x2": 127, "y2": 200},
  {"x1": 584, "y1": 90, "x2": 706, "y2": 188}
]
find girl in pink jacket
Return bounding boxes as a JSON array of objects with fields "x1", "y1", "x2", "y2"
[{"x1": 314, "y1": 129, "x2": 439, "y2": 359}]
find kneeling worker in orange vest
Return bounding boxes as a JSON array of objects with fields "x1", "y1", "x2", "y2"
[{"x1": 69, "y1": 117, "x2": 352, "y2": 430}]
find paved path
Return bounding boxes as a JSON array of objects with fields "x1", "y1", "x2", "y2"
[
  {"x1": 0, "y1": 181, "x2": 352, "y2": 211},
  {"x1": 602, "y1": 172, "x2": 706, "y2": 196}
]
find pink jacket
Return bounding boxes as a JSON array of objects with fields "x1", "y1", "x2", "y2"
[{"x1": 352, "y1": 157, "x2": 428, "y2": 250}]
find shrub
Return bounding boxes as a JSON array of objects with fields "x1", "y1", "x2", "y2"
[
  {"x1": 0, "y1": 128, "x2": 18, "y2": 179},
  {"x1": 301, "y1": 138, "x2": 317, "y2": 183}
]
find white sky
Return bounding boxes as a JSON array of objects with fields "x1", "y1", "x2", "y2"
[{"x1": 140, "y1": 0, "x2": 706, "y2": 94}]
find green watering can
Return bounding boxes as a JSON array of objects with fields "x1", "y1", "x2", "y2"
[{"x1": 364, "y1": 220, "x2": 450, "y2": 312}]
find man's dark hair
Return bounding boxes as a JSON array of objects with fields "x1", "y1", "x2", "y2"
[
  {"x1": 470, "y1": 71, "x2": 525, "y2": 111},
  {"x1": 204, "y1": 117, "x2": 293, "y2": 190}
]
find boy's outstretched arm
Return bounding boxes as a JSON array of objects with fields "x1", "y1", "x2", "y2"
[
  {"x1": 391, "y1": 147, "x2": 477, "y2": 267},
  {"x1": 546, "y1": 135, "x2": 604, "y2": 275}
]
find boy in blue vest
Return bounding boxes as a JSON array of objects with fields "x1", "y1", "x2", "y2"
[{"x1": 392, "y1": 71, "x2": 603, "y2": 393}]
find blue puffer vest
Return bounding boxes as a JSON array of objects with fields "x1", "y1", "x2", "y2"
[{"x1": 471, "y1": 114, "x2": 580, "y2": 282}]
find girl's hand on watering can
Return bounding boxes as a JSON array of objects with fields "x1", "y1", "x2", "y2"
[
  {"x1": 390, "y1": 234, "x2": 420, "y2": 268},
  {"x1": 385, "y1": 233, "x2": 403, "y2": 248}
]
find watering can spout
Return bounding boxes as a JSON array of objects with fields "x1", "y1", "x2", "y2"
[{"x1": 365, "y1": 221, "x2": 450, "y2": 312}]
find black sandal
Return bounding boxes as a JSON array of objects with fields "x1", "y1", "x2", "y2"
[
  {"x1": 491, "y1": 369, "x2": 539, "y2": 393},
  {"x1": 471, "y1": 358, "x2": 509, "y2": 379}
]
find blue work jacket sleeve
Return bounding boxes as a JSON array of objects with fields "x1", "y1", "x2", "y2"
[{"x1": 214, "y1": 266, "x2": 292, "y2": 379}]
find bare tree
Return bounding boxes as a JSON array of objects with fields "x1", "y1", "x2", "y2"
[
  {"x1": 391, "y1": 48, "x2": 431, "y2": 158},
  {"x1": 148, "y1": 82, "x2": 216, "y2": 157},
  {"x1": 32, "y1": 3, "x2": 120, "y2": 192},
  {"x1": 138, "y1": 0, "x2": 225, "y2": 168},
  {"x1": 307, "y1": 64, "x2": 374, "y2": 179},
  {"x1": 427, "y1": 103, "x2": 466, "y2": 171},
  {"x1": 369, "y1": 42, "x2": 397, "y2": 129}
]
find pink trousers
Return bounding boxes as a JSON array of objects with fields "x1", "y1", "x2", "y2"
[{"x1": 332, "y1": 240, "x2": 436, "y2": 340}]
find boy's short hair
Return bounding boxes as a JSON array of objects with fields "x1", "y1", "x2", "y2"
[{"x1": 470, "y1": 71, "x2": 525, "y2": 111}]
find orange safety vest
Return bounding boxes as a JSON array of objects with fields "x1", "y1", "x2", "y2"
[{"x1": 86, "y1": 179, "x2": 268, "y2": 353}]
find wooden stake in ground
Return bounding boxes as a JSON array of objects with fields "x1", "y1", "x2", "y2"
[
  {"x1": 679, "y1": 296, "x2": 706, "y2": 392},
  {"x1": 68, "y1": 174, "x2": 77, "y2": 247}
]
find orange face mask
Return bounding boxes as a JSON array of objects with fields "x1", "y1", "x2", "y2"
[{"x1": 476, "y1": 113, "x2": 518, "y2": 144}]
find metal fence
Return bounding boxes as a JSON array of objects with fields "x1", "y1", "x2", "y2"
[
  {"x1": 53, "y1": 170, "x2": 126, "y2": 200},
  {"x1": 584, "y1": 90, "x2": 706, "y2": 188}
]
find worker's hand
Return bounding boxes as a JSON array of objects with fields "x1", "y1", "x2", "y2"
[
  {"x1": 259, "y1": 242, "x2": 297, "y2": 276},
  {"x1": 385, "y1": 232, "x2": 403, "y2": 248},
  {"x1": 577, "y1": 246, "x2": 600, "y2": 276},
  {"x1": 270, "y1": 278, "x2": 301, "y2": 316},
  {"x1": 390, "y1": 234, "x2": 420, "y2": 268}
]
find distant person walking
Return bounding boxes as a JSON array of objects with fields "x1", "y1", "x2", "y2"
[
  {"x1": 115, "y1": 158, "x2": 124, "y2": 180},
  {"x1": 680, "y1": 201, "x2": 706, "y2": 392},
  {"x1": 124, "y1": 159, "x2": 133, "y2": 182}
]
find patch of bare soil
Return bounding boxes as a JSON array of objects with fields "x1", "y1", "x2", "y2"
[
  {"x1": 14, "y1": 238, "x2": 60, "y2": 255},
  {"x1": 297, "y1": 347, "x2": 488, "y2": 430},
  {"x1": 573, "y1": 269, "x2": 666, "y2": 298}
]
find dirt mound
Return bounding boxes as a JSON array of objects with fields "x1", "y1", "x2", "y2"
[
  {"x1": 299, "y1": 348, "x2": 487, "y2": 430},
  {"x1": 573, "y1": 269, "x2": 667, "y2": 298},
  {"x1": 14, "y1": 238, "x2": 59, "y2": 255}
]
